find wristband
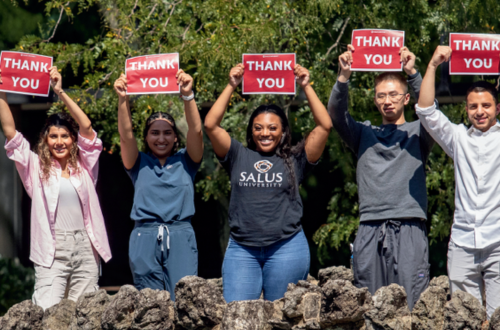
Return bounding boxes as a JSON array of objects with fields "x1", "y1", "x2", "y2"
[{"x1": 180, "y1": 92, "x2": 195, "y2": 101}]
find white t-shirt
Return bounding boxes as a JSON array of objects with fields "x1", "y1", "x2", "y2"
[{"x1": 55, "y1": 177, "x2": 85, "y2": 230}]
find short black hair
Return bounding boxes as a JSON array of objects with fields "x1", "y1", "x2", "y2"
[
  {"x1": 374, "y1": 72, "x2": 408, "y2": 93},
  {"x1": 466, "y1": 81, "x2": 498, "y2": 105}
]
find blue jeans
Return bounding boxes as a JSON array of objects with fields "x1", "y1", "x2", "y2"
[
  {"x1": 129, "y1": 220, "x2": 198, "y2": 301},
  {"x1": 222, "y1": 230, "x2": 310, "y2": 302}
]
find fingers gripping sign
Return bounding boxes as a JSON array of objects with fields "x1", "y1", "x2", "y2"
[
  {"x1": 113, "y1": 73, "x2": 128, "y2": 98},
  {"x1": 294, "y1": 64, "x2": 310, "y2": 88},
  {"x1": 176, "y1": 69, "x2": 194, "y2": 97},
  {"x1": 229, "y1": 63, "x2": 244, "y2": 88},
  {"x1": 430, "y1": 46, "x2": 453, "y2": 69},
  {"x1": 399, "y1": 47, "x2": 417, "y2": 75}
]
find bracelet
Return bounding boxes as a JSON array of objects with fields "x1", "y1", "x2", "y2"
[{"x1": 180, "y1": 92, "x2": 195, "y2": 101}]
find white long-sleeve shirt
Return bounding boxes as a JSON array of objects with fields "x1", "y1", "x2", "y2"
[{"x1": 416, "y1": 102, "x2": 500, "y2": 249}]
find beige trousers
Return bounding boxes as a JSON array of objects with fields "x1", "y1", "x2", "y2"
[{"x1": 32, "y1": 229, "x2": 99, "y2": 310}]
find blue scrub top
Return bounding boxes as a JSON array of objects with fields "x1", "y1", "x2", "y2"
[{"x1": 126, "y1": 148, "x2": 201, "y2": 222}]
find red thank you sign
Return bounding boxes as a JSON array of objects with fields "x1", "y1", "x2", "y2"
[
  {"x1": 449, "y1": 33, "x2": 500, "y2": 75},
  {"x1": 242, "y1": 53, "x2": 296, "y2": 94},
  {"x1": 0, "y1": 51, "x2": 52, "y2": 97},
  {"x1": 350, "y1": 29, "x2": 404, "y2": 72},
  {"x1": 125, "y1": 53, "x2": 180, "y2": 95}
]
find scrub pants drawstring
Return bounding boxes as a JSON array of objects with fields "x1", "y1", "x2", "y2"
[{"x1": 157, "y1": 225, "x2": 170, "y2": 251}]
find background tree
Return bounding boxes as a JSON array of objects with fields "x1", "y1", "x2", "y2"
[{"x1": 5, "y1": 0, "x2": 500, "y2": 276}]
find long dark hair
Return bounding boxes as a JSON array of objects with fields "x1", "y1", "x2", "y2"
[
  {"x1": 143, "y1": 111, "x2": 180, "y2": 155},
  {"x1": 36, "y1": 113, "x2": 80, "y2": 182},
  {"x1": 246, "y1": 104, "x2": 303, "y2": 196}
]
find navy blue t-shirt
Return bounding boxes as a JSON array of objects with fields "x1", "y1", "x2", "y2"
[
  {"x1": 219, "y1": 139, "x2": 315, "y2": 247},
  {"x1": 126, "y1": 148, "x2": 201, "y2": 222}
]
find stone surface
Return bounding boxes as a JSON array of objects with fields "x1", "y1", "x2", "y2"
[
  {"x1": 411, "y1": 275, "x2": 450, "y2": 330},
  {"x1": 364, "y1": 283, "x2": 411, "y2": 330},
  {"x1": 306, "y1": 274, "x2": 319, "y2": 287},
  {"x1": 69, "y1": 289, "x2": 111, "y2": 330},
  {"x1": 282, "y1": 280, "x2": 322, "y2": 321},
  {"x1": 318, "y1": 266, "x2": 354, "y2": 287},
  {"x1": 0, "y1": 299, "x2": 44, "y2": 330},
  {"x1": 102, "y1": 285, "x2": 140, "y2": 330},
  {"x1": 132, "y1": 288, "x2": 175, "y2": 330},
  {"x1": 175, "y1": 276, "x2": 226, "y2": 329},
  {"x1": 320, "y1": 279, "x2": 372, "y2": 327},
  {"x1": 490, "y1": 306, "x2": 500, "y2": 330},
  {"x1": 41, "y1": 299, "x2": 77, "y2": 330},
  {"x1": 267, "y1": 298, "x2": 291, "y2": 330},
  {"x1": 220, "y1": 300, "x2": 274, "y2": 330},
  {"x1": 443, "y1": 290, "x2": 487, "y2": 330}
]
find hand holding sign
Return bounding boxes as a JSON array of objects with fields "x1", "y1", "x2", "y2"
[
  {"x1": 114, "y1": 74, "x2": 128, "y2": 98},
  {"x1": 399, "y1": 47, "x2": 417, "y2": 75},
  {"x1": 49, "y1": 66, "x2": 63, "y2": 95},
  {"x1": 338, "y1": 44, "x2": 355, "y2": 82},
  {"x1": 229, "y1": 64, "x2": 244, "y2": 88},
  {"x1": 430, "y1": 46, "x2": 452, "y2": 69},
  {"x1": 294, "y1": 64, "x2": 310, "y2": 88},
  {"x1": 176, "y1": 70, "x2": 194, "y2": 97}
]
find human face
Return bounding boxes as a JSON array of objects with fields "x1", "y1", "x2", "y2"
[
  {"x1": 145, "y1": 120, "x2": 177, "y2": 159},
  {"x1": 466, "y1": 92, "x2": 500, "y2": 132},
  {"x1": 374, "y1": 80, "x2": 410, "y2": 125},
  {"x1": 252, "y1": 113, "x2": 283, "y2": 153},
  {"x1": 47, "y1": 126, "x2": 73, "y2": 161}
]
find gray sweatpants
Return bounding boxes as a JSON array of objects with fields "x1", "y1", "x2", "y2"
[
  {"x1": 448, "y1": 240, "x2": 500, "y2": 319},
  {"x1": 353, "y1": 219, "x2": 429, "y2": 310}
]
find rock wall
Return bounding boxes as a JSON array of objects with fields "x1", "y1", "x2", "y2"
[{"x1": 1, "y1": 266, "x2": 499, "y2": 330}]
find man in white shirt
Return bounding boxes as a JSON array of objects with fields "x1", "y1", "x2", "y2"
[{"x1": 416, "y1": 45, "x2": 500, "y2": 318}]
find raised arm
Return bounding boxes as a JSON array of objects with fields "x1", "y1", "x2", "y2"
[
  {"x1": 50, "y1": 67, "x2": 94, "y2": 140},
  {"x1": 327, "y1": 44, "x2": 362, "y2": 153},
  {"x1": 204, "y1": 64, "x2": 243, "y2": 158},
  {"x1": 0, "y1": 70, "x2": 17, "y2": 141},
  {"x1": 296, "y1": 65, "x2": 332, "y2": 162},
  {"x1": 177, "y1": 70, "x2": 203, "y2": 163},
  {"x1": 416, "y1": 46, "x2": 456, "y2": 158},
  {"x1": 114, "y1": 74, "x2": 139, "y2": 169}
]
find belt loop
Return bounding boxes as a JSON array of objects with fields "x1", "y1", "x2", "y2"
[{"x1": 157, "y1": 225, "x2": 171, "y2": 251}]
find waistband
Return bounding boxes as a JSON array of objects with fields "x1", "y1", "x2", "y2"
[
  {"x1": 55, "y1": 229, "x2": 87, "y2": 235},
  {"x1": 134, "y1": 219, "x2": 192, "y2": 230}
]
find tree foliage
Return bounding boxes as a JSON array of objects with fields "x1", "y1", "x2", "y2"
[{"x1": 10, "y1": 0, "x2": 500, "y2": 264}]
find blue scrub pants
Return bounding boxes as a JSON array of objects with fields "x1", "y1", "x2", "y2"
[
  {"x1": 129, "y1": 220, "x2": 198, "y2": 301},
  {"x1": 222, "y1": 230, "x2": 310, "y2": 302}
]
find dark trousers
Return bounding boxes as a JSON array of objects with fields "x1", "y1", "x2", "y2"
[
  {"x1": 353, "y1": 219, "x2": 429, "y2": 310},
  {"x1": 129, "y1": 220, "x2": 198, "y2": 301}
]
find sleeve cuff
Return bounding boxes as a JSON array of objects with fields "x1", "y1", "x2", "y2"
[
  {"x1": 4, "y1": 131, "x2": 24, "y2": 150},
  {"x1": 78, "y1": 130, "x2": 101, "y2": 148},
  {"x1": 415, "y1": 102, "x2": 437, "y2": 115},
  {"x1": 408, "y1": 70, "x2": 420, "y2": 80}
]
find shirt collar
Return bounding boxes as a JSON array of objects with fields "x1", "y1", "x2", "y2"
[{"x1": 467, "y1": 120, "x2": 500, "y2": 136}]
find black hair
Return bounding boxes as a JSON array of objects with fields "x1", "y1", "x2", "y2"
[
  {"x1": 246, "y1": 104, "x2": 303, "y2": 196},
  {"x1": 374, "y1": 72, "x2": 408, "y2": 93},
  {"x1": 466, "y1": 81, "x2": 498, "y2": 105},
  {"x1": 143, "y1": 111, "x2": 180, "y2": 155},
  {"x1": 41, "y1": 112, "x2": 79, "y2": 138}
]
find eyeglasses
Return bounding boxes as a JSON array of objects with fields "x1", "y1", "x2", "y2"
[{"x1": 375, "y1": 93, "x2": 407, "y2": 103}]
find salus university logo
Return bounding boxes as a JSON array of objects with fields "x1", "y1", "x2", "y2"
[
  {"x1": 238, "y1": 159, "x2": 283, "y2": 188},
  {"x1": 254, "y1": 160, "x2": 273, "y2": 173}
]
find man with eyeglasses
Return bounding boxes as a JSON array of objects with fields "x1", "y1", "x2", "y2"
[
  {"x1": 417, "y1": 46, "x2": 500, "y2": 319},
  {"x1": 328, "y1": 44, "x2": 435, "y2": 310}
]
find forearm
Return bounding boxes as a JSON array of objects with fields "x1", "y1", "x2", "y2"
[
  {"x1": 57, "y1": 91, "x2": 93, "y2": 139},
  {"x1": 418, "y1": 65, "x2": 438, "y2": 108},
  {"x1": 117, "y1": 96, "x2": 135, "y2": 142},
  {"x1": 184, "y1": 98, "x2": 203, "y2": 162},
  {"x1": 204, "y1": 84, "x2": 233, "y2": 131},
  {"x1": 304, "y1": 85, "x2": 332, "y2": 132},
  {"x1": 0, "y1": 93, "x2": 17, "y2": 141}
]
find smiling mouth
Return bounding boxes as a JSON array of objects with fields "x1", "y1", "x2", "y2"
[
  {"x1": 259, "y1": 139, "x2": 274, "y2": 146},
  {"x1": 155, "y1": 144, "x2": 168, "y2": 149},
  {"x1": 53, "y1": 147, "x2": 67, "y2": 153}
]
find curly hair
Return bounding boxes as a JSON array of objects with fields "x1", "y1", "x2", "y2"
[
  {"x1": 246, "y1": 104, "x2": 304, "y2": 197},
  {"x1": 143, "y1": 111, "x2": 180, "y2": 155},
  {"x1": 36, "y1": 113, "x2": 80, "y2": 182}
]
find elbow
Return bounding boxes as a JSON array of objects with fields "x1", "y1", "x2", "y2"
[{"x1": 203, "y1": 119, "x2": 215, "y2": 133}]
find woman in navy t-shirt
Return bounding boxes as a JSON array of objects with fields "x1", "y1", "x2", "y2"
[
  {"x1": 204, "y1": 64, "x2": 332, "y2": 301},
  {"x1": 113, "y1": 70, "x2": 203, "y2": 300}
]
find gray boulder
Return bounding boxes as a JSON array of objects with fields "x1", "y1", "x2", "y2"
[
  {"x1": 411, "y1": 275, "x2": 450, "y2": 330},
  {"x1": 318, "y1": 266, "x2": 354, "y2": 287},
  {"x1": 102, "y1": 285, "x2": 140, "y2": 330},
  {"x1": 320, "y1": 279, "x2": 372, "y2": 327},
  {"x1": 364, "y1": 283, "x2": 411, "y2": 330},
  {"x1": 267, "y1": 298, "x2": 291, "y2": 330},
  {"x1": 70, "y1": 289, "x2": 111, "y2": 330},
  {"x1": 489, "y1": 306, "x2": 500, "y2": 330},
  {"x1": 41, "y1": 299, "x2": 77, "y2": 330},
  {"x1": 443, "y1": 290, "x2": 486, "y2": 330},
  {"x1": 282, "y1": 280, "x2": 322, "y2": 326},
  {"x1": 220, "y1": 300, "x2": 274, "y2": 330},
  {"x1": 0, "y1": 299, "x2": 44, "y2": 330},
  {"x1": 132, "y1": 288, "x2": 175, "y2": 330},
  {"x1": 175, "y1": 276, "x2": 226, "y2": 329}
]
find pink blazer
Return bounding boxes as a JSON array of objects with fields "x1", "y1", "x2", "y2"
[{"x1": 5, "y1": 131, "x2": 112, "y2": 267}]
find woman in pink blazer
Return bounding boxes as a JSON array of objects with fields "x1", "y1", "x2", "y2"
[{"x1": 0, "y1": 67, "x2": 111, "y2": 310}]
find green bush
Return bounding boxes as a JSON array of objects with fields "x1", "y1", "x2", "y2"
[{"x1": 0, "y1": 257, "x2": 35, "y2": 316}]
